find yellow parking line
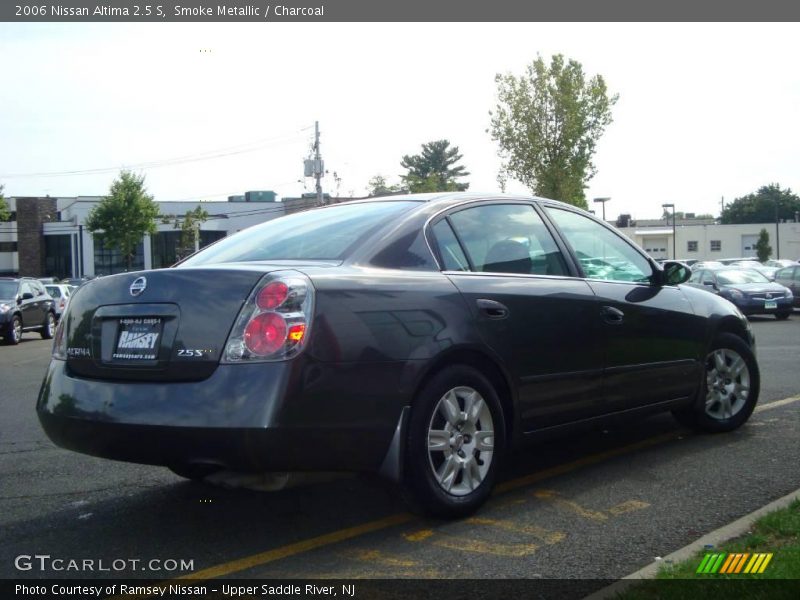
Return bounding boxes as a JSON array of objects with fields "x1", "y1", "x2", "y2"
[
  {"x1": 533, "y1": 489, "x2": 608, "y2": 521},
  {"x1": 177, "y1": 513, "x2": 413, "y2": 580},
  {"x1": 754, "y1": 395, "x2": 800, "y2": 413},
  {"x1": 466, "y1": 516, "x2": 565, "y2": 544},
  {"x1": 494, "y1": 431, "x2": 683, "y2": 495},
  {"x1": 346, "y1": 548, "x2": 419, "y2": 568},
  {"x1": 606, "y1": 499, "x2": 650, "y2": 515}
]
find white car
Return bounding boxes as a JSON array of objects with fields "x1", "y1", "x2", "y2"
[{"x1": 44, "y1": 284, "x2": 72, "y2": 320}]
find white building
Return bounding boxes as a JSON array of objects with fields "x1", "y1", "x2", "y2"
[
  {"x1": 1, "y1": 194, "x2": 286, "y2": 278},
  {"x1": 617, "y1": 220, "x2": 800, "y2": 262}
]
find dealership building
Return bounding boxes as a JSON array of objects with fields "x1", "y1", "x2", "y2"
[{"x1": 0, "y1": 192, "x2": 332, "y2": 279}]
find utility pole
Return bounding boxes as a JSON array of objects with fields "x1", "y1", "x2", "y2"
[{"x1": 304, "y1": 121, "x2": 325, "y2": 207}]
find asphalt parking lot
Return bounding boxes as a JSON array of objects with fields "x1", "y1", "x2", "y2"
[{"x1": 1, "y1": 314, "x2": 799, "y2": 587}]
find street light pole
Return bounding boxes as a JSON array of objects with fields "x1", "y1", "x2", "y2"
[
  {"x1": 593, "y1": 197, "x2": 611, "y2": 221},
  {"x1": 662, "y1": 203, "x2": 676, "y2": 259}
]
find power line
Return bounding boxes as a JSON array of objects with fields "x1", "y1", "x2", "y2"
[{"x1": 0, "y1": 128, "x2": 312, "y2": 179}]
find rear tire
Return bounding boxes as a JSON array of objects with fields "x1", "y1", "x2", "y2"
[
  {"x1": 40, "y1": 312, "x2": 55, "y2": 339},
  {"x1": 401, "y1": 365, "x2": 505, "y2": 518},
  {"x1": 775, "y1": 311, "x2": 791, "y2": 320},
  {"x1": 673, "y1": 333, "x2": 759, "y2": 433}
]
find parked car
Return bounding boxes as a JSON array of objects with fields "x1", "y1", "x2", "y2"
[
  {"x1": 765, "y1": 259, "x2": 799, "y2": 269},
  {"x1": 44, "y1": 284, "x2": 73, "y2": 320},
  {"x1": 37, "y1": 194, "x2": 761, "y2": 517},
  {"x1": 728, "y1": 260, "x2": 779, "y2": 281},
  {"x1": 0, "y1": 277, "x2": 57, "y2": 344},
  {"x1": 686, "y1": 268, "x2": 793, "y2": 319},
  {"x1": 691, "y1": 261, "x2": 725, "y2": 271},
  {"x1": 62, "y1": 277, "x2": 93, "y2": 287},
  {"x1": 774, "y1": 265, "x2": 800, "y2": 308},
  {"x1": 719, "y1": 257, "x2": 753, "y2": 265}
]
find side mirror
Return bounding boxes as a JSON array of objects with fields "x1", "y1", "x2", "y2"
[
  {"x1": 660, "y1": 261, "x2": 691, "y2": 286},
  {"x1": 21, "y1": 292, "x2": 34, "y2": 300}
]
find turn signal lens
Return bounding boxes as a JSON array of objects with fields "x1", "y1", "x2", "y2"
[
  {"x1": 287, "y1": 323, "x2": 306, "y2": 342},
  {"x1": 256, "y1": 281, "x2": 289, "y2": 310},
  {"x1": 244, "y1": 312, "x2": 287, "y2": 355}
]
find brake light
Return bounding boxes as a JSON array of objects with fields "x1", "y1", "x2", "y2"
[
  {"x1": 244, "y1": 312, "x2": 287, "y2": 355},
  {"x1": 223, "y1": 271, "x2": 314, "y2": 363},
  {"x1": 256, "y1": 281, "x2": 288, "y2": 310}
]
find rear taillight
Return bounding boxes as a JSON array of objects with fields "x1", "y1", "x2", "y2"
[
  {"x1": 52, "y1": 317, "x2": 67, "y2": 360},
  {"x1": 223, "y1": 271, "x2": 314, "y2": 363}
]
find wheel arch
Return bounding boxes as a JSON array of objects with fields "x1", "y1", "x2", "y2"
[
  {"x1": 410, "y1": 346, "x2": 516, "y2": 446},
  {"x1": 378, "y1": 346, "x2": 517, "y2": 484}
]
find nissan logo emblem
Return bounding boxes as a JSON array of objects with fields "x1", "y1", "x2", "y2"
[{"x1": 129, "y1": 277, "x2": 147, "y2": 297}]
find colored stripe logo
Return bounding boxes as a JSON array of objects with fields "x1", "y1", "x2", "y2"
[{"x1": 696, "y1": 552, "x2": 773, "y2": 574}]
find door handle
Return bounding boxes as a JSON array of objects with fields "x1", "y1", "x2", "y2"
[
  {"x1": 476, "y1": 298, "x2": 510, "y2": 320},
  {"x1": 601, "y1": 305, "x2": 625, "y2": 325}
]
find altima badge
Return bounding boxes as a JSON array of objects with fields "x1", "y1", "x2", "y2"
[{"x1": 129, "y1": 277, "x2": 147, "y2": 297}]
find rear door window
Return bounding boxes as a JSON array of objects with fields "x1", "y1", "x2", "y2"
[{"x1": 446, "y1": 204, "x2": 568, "y2": 276}]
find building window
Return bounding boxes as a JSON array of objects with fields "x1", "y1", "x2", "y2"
[
  {"x1": 0, "y1": 241, "x2": 18, "y2": 252},
  {"x1": 687, "y1": 241, "x2": 698, "y2": 252},
  {"x1": 44, "y1": 235, "x2": 73, "y2": 279},
  {"x1": 151, "y1": 231, "x2": 181, "y2": 269},
  {"x1": 94, "y1": 234, "x2": 144, "y2": 275},
  {"x1": 710, "y1": 240, "x2": 721, "y2": 252}
]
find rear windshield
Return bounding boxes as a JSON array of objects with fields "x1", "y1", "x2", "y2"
[{"x1": 180, "y1": 201, "x2": 419, "y2": 266}]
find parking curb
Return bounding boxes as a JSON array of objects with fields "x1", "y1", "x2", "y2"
[{"x1": 584, "y1": 486, "x2": 800, "y2": 599}]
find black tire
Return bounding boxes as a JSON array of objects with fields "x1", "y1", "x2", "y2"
[
  {"x1": 775, "y1": 311, "x2": 791, "y2": 321},
  {"x1": 168, "y1": 463, "x2": 220, "y2": 481},
  {"x1": 401, "y1": 365, "x2": 505, "y2": 518},
  {"x1": 40, "y1": 312, "x2": 55, "y2": 339},
  {"x1": 4, "y1": 315, "x2": 22, "y2": 345},
  {"x1": 673, "y1": 332, "x2": 760, "y2": 433}
]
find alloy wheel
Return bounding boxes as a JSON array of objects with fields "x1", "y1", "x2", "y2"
[
  {"x1": 705, "y1": 348, "x2": 750, "y2": 420},
  {"x1": 427, "y1": 386, "x2": 495, "y2": 496}
]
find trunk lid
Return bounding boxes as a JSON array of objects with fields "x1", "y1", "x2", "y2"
[{"x1": 64, "y1": 268, "x2": 266, "y2": 382}]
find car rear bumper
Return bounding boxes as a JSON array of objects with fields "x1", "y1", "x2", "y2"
[{"x1": 37, "y1": 358, "x2": 408, "y2": 473}]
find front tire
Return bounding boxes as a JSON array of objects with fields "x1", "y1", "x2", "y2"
[
  {"x1": 673, "y1": 332, "x2": 760, "y2": 433},
  {"x1": 4, "y1": 316, "x2": 22, "y2": 345},
  {"x1": 402, "y1": 365, "x2": 505, "y2": 518}
]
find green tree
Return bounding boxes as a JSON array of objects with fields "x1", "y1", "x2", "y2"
[
  {"x1": 85, "y1": 170, "x2": 160, "y2": 270},
  {"x1": 721, "y1": 184, "x2": 800, "y2": 224},
  {"x1": 755, "y1": 228, "x2": 772, "y2": 262},
  {"x1": 367, "y1": 174, "x2": 406, "y2": 197},
  {"x1": 172, "y1": 206, "x2": 209, "y2": 260},
  {"x1": 489, "y1": 54, "x2": 618, "y2": 209},
  {"x1": 400, "y1": 140, "x2": 470, "y2": 192},
  {"x1": 0, "y1": 185, "x2": 10, "y2": 221}
]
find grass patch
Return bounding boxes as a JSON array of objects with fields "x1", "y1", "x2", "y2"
[{"x1": 613, "y1": 497, "x2": 800, "y2": 599}]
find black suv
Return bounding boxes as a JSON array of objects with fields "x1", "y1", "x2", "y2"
[{"x1": 0, "y1": 278, "x2": 57, "y2": 345}]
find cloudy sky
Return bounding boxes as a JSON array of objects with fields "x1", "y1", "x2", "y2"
[{"x1": 1, "y1": 22, "x2": 799, "y2": 220}]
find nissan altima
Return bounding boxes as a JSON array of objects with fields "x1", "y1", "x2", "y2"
[{"x1": 38, "y1": 193, "x2": 760, "y2": 517}]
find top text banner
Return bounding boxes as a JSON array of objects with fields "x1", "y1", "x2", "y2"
[{"x1": 3, "y1": 0, "x2": 800, "y2": 22}]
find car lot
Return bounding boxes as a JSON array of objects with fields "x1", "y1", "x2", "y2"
[{"x1": 1, "y1": 313, "x2": 799, "y2": 585}]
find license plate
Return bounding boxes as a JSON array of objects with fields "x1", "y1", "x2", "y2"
[
  {"x1": 765, "y1": 301, "x2": 777, "y2": 310},
  {"x1": 112, "y1": 317, "x2": 162, "y2": 361}
]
